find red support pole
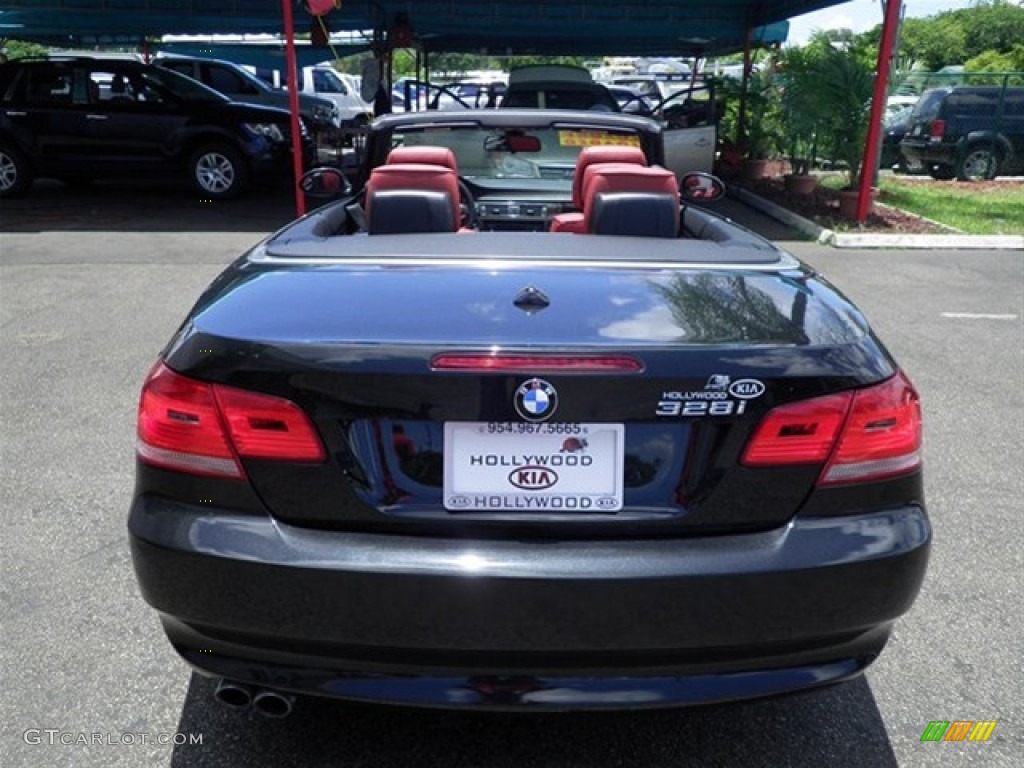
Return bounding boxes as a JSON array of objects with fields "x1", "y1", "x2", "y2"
[
  {"x1": 857, "y1": 0, "x2": 903, "y2": 222},
  {"x1": 281, "y1": 0, "x2": 307, "y2": 218}
]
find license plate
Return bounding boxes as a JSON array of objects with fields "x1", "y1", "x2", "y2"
[{"x1": 443, "y1": 422, "x2": 624, "y2": 512}]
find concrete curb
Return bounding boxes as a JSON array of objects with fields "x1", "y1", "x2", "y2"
[
  {"x1": 830, "y1": 232, "x2": 1024, "y2": 249},
  {"x1": 730, "y1": 185, "x2": 1024, "y2": 250}
]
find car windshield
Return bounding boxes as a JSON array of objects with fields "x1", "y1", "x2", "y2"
[
  {"x1": 312, "y1": 68, "x2": 346, "y2": 93},
  {"x1": 884, "y1": 105, "x2": 914, "y2": 127},
  {"x1": 390, "y1": 124, "x2": 645, "y2": 182}
]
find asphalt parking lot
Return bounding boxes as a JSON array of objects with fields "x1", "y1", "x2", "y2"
[{"x1": 1, "y1": 181, "x2": 1021, "y2": 767}]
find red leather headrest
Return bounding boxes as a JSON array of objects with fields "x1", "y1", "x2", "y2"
[
  {"x1": 582, "y1": 164, "x2": 679, "y2": 231},
  {"x1": 571, "y1": 145, "x2": 646, "y2": 208},
  {"x1": 365, "y1": 163, "x2": 460, "y2": 229},
  {"x1": 386, "y1": 146, "x2": 459, "y2": 172}
]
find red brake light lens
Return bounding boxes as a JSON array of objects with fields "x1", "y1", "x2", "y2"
[
  {"x1": 742, "y1": 372, "x2": 922, "y2": 486},
  {"x1": 214, "y1": 387, "x2": 326, "y2": 462},
  {"x1": 741, "y1": 392, "x2": 853, "y2": 466},
  {"x1": 136, "y1": 363, "x2": 325, "y2": 479},
  {"x1": 137, "y1": 363, "x2": 243, "y2": 479},
  {"x1": 929, "y1": 119, "x2": 946, "y2": 142},
  {"x1": 819, "y1": 371, "x2": 921, "y2": 485},
  {"x1": 431, "y1": 353, "x2": 644, "y2": 372}
]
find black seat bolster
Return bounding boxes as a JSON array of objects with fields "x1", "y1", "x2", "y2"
[
  {"x1": 589, "y1": 192, "x2": 679, "y2": 238},
  {"x1": 367, "y1": 189, "x2": 455, "y2": 234}
]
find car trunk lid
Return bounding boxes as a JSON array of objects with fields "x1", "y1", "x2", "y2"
[{"x1": 163, "y1": 257, "x2": 893, "y2": 535}]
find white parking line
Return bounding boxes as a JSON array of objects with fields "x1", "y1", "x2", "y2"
[{"x1": 940, "y1": 312, "x2": 1018, "y2": 320}]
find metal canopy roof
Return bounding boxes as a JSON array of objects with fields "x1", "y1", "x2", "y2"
[{"x1": 0, "y1": 1, "x2": 840, "y2": 56}]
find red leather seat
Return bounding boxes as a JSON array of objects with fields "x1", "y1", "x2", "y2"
[
  {"x1": 364, "y1": 163, "x2": 460, "y2": 234},
  {"x1": 581, "y1": 163, "x2": 680, "y2": 238},
  {"x1": 386, "y1": 146, "x2": 459, "y2": 172},
  {"x1": 551, "y1": 145, "x2": 646, "y2": 234}
]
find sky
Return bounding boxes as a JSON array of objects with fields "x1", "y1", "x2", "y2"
[{"x1": 787, "y1": 0, "x2": 984, "y2": 45}]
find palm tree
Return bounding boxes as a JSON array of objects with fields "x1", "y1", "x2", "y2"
[{"x1": 811, "y1": 45, "x2": 875, "y2": 189}]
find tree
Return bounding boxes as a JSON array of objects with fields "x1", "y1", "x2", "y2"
[
  {"x1": 957, "y1": 0, "x2": 1024, "y2": 62},
  {"x1": 1, "y1": 39, "x2": 49, "y2": 60},
  {"x1": 808, "y1": 44, "x2": 875, "y2": 188},
  {"x1": 778, "y1": 46, "x2": 823, "y2": 174},
  {"x1": 890, "y1": 1, "x2": 1024, "y2": 71},
  {"x1": 899, "y1": 16, "x2": 967, "y2": 71},
  {"x1": 965, "y1": 44, "x2": 1024, "y2": 72}
]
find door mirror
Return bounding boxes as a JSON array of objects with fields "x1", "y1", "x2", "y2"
[
  {"x1": 679, "y1": 172, "x2": 725, "y2": 202},
  {"x1": 299, "y1": 167, "x2": 352, "y2": 199}
]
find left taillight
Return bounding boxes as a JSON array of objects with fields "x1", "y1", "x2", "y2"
[
  {"x1": 136, "y1": 363, "x2": 325, "y2": 479},
  {"x1": 742, "y1": 371, "x2": 922, "y2": 486}
]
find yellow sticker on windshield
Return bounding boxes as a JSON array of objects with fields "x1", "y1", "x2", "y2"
[{"x1": 558, "y1": 131, "x2": 640, "y2": 148}]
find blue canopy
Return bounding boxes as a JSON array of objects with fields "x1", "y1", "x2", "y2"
[{"x1": 0, "y1": 1, "x2": 829, "y2": 56}]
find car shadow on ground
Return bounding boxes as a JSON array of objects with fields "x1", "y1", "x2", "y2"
[
  {"x1": 1, "y1": 178, "x2": 804, "y2": 243},
  {"x1": 171, "y1": 672, "x2": 897, "y2": 767},
  {"x1": 0, "y1": 180, "x2": 301, "y2": 234}
]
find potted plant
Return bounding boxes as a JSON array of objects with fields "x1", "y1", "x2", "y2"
[
  {"x1": 715, "y1": 66, "x2": 781, "y2": 180},
  {"x1": 740, "y1": 66, "x2": 783, "y2": 179},
  {"x1": 811, "y1": 44, "x2": 876, "y2": 217},
  {"x1": 779, "y1": 47, "x2": 820, "y2": 195}
]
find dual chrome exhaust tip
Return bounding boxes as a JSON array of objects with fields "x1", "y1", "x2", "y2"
[{"x1": 214, "y1": 679, "x2": 294, "y2": 719}]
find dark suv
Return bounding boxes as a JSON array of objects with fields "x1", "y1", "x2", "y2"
[
  {"x1": 899, "y1": 85, "x2": 1024, "y2": 180},
  {"x1": 0, "y1": 57, "x2": 312, "y2": 198}
]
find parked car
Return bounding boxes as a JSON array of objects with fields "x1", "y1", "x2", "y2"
[
  {"x1": 504, "y1": 65, "x2": 716, "y2": 173},
  {"x1": 128, "y1": 107, "x2": 930, "y2": 715},
  {"x1": 428, "y1": 80, "x2": 507, "y2": 110},
  {"x1": 899, "y1": 85, "x2": 1024, "y2": 180},
  {"x1": 289, "y1": 65, "x2": 373, "y2": 130},
  {"x1": 0, "y1": 57, "x2": 311, "y2": 198},
  {"x1": 880, "y1": 105, "x2": 919, "y2": 173},
  {"x1": 612, "y1": 73, "x2": 695, "y2": 104},
  {"x1": 390, "y1": 77, "x2": 431, "y2": 112},
  {"x1": 501, "y1": 65, "x2": 620, "y2": 111},
  {"x1": 154, "y1": 54, "x2": 341, "y2": 138},
  {"x1": 606, "y1": 84, "x2": 656, "y2": 116}
]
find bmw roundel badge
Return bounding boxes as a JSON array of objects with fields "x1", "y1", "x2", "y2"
[{"x1": 514, "y1": 378, "x2": 558, "y2": 422}]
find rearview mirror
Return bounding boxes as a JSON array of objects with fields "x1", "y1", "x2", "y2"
[
  {"x1": 299, "y1": 167, "x2": 352, "y2": 199},
  {"x1": 679, "y1": 171, "x2": 725, "y2": 203},
  {"x1": 484, "y1": 131, "x2": 542, "y2": 153}
]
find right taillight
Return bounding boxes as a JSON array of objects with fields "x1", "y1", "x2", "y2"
[
  {"x1": 742, "y1": 372, "x2": 922, "y2": 486},
  {"x1": 929, "y1": 119, "x2": 946, "y2": 142},
  {"x1": 819, "y1": 371, "x2": 922, "y2": 485},
  {"x1": 136, "y1": 362, "x2": 325, "y2": 479}
]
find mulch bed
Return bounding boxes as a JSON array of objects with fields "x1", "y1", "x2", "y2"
[{"x1": 736, "y1": 176, "x2": 953, "y2": 234}]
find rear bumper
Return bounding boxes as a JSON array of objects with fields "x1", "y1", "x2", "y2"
[
  {"x1": 899, "y1": 139, "x2": 955, "y2": 167},
  {"x1": 129, "y1": 499, "x2": 930, "y2": 709}
]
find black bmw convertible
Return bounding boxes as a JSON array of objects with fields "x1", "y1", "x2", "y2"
[{"x1": 129, "y1": 109, "x2": 930, "y2": 714}]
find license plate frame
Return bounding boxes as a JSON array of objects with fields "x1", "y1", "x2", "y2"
[{"x1": 443, "y1": 422, "x2": 624, "y2": 512}]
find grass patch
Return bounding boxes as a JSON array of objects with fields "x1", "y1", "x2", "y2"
[
  {"x1": 815, "y1": 173, "x2": 1024, "y2": 234},
  {"x1": 876, "y1": 178, "x2": 1024, "y2": 235}
]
